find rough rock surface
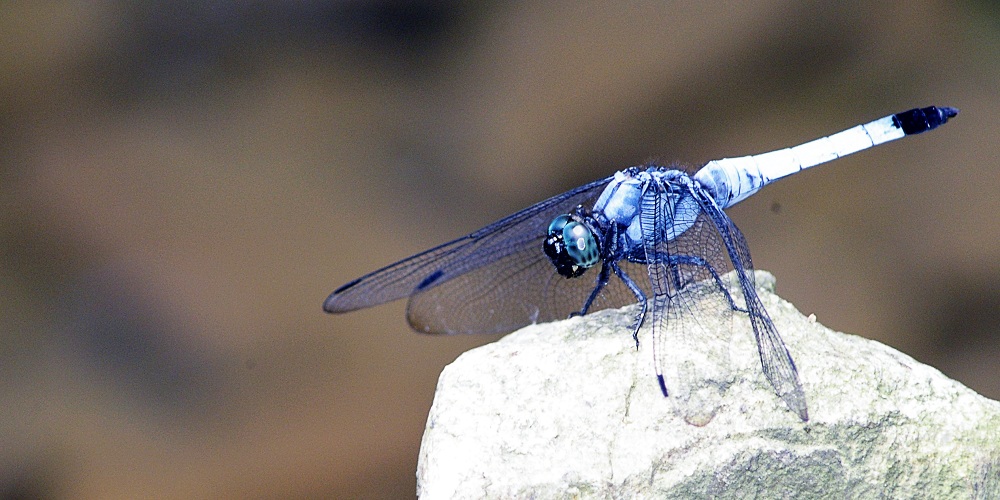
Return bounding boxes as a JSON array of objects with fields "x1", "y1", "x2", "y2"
[{"x1": 416, "y1": 272, "x2": 1000, "y2": 499}]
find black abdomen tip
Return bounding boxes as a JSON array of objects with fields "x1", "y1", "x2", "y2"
[{"x1": 895, "y1": 105, "x2": 959, "y2": 135}]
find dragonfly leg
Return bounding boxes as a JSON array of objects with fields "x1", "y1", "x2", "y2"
[
  {"x1": 648, "y1": 252, "x2": 747, "y2": 313},
  {"x1": 611, "y1": 262, "x2": 648, "y2": 349},
  {"x1": 573, "y1": 261, "x2": 613, "y2": 317}
]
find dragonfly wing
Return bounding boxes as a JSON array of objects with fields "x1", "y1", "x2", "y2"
[
  {"x1": 406, "y1": 239, "x2": 628, "y2": 334},
  {"x1": 640, "y1": 183, "x2": 737, "y2": 423},
  {"x1": 326, "y1": 175, "x2": 639, "y2": 334},
  {"x1": 697, "y1": 190, "x2": 809, "y2": 421}
]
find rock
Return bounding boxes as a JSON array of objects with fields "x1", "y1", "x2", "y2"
[{"x1": 416, "y1": 272, "x2": 1000, "y2": 499}]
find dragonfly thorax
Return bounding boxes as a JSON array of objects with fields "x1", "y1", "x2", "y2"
[{"x1": 592, "y1": 167, "x2": 702, "y2": 257}]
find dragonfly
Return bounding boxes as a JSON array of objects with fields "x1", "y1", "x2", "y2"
[{"x1": 325, "y1": 105, "x2": 958, "y2": 421}]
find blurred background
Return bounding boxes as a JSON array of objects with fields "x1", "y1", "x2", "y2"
[{"x1": 1, "y1": 1, "x2": 998, "y2": 497}]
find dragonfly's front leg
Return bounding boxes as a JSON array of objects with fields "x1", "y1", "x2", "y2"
[
  {"x1": 572, "y1": 261, "x2": 612, "y2": 318},
  {"x1": 611, "y1": 262, "x2": 648, "y2": 349}
]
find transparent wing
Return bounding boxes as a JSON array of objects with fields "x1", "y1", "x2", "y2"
[
  {"x1": 406, "y1": 238, "x2": 640, "y2": 335},
  {"x1": 639, "y1": 185, "x2": 737, "y2": 424},
  {"x1": 324, "y1": 175, "x2": 642, "y2": 334},
  {"x1": 696, "y1": 188, "x2": 809, "y2": 421}
]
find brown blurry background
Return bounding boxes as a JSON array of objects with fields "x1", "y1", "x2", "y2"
[{"x1": 1, "y1": 1, "x2": 998, "y2": 498}]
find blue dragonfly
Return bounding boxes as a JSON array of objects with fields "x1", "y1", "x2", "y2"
[{"x1": 325, "y1": 106, "x2": 958, "y2": 421}]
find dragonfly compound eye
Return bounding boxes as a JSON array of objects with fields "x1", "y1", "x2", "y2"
[{"x1": 544, "y1": 214, "x2": 599, "y2": 278}]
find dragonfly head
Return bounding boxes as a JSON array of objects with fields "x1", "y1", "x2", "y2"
[{"x1": 544, "y1": 213, "x2": 600, "y2": 278}]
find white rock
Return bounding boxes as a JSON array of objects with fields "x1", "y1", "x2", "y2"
[{"x1": 416, "y1": 272, "x2": 1000, "y2": 499}]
